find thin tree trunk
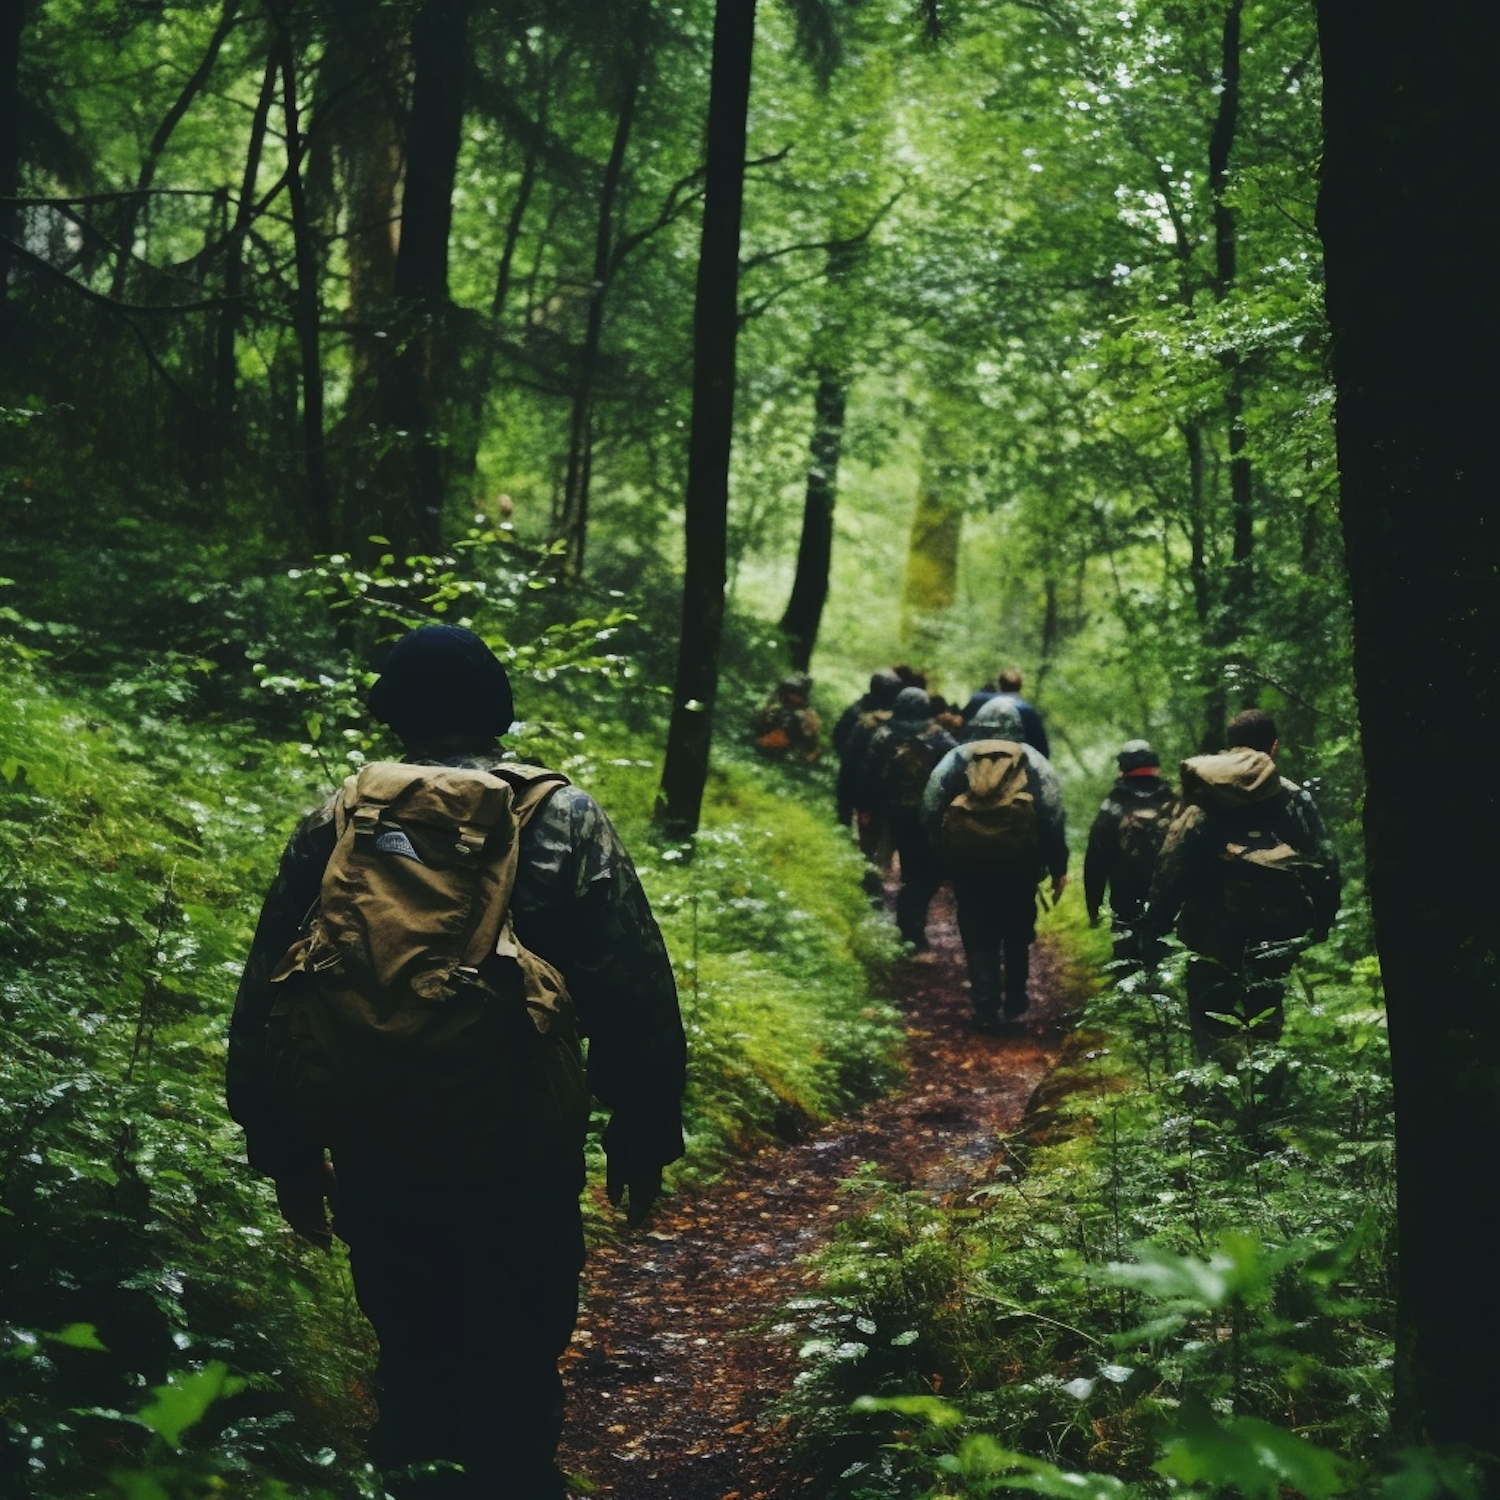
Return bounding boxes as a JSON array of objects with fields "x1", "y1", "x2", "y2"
[
  {"x1": 374, "y1": 0, "x2": 474, "y2": 559},
  {"x1": 558, "y1": 7, "x2": 648, "y2": 582},
  {"x1": 1209, "y1": 0, "x2": 1253, "y2": 619},
  {"x1": 111, "y1": 0, "x2": 241, "y2": 301},
  {"x1": 0, "y1": 0, "x2": 27, "y2": 313},
  {"x1": 655, "y1": 0, "x2": 757, "y2": 840},
  {"x1": 216, "y1": 52, "x2": 277, "y2": 438},
  {"x1": 275, "y1": 22, "x2": 334, "y2": 552},
  {"x1": 778, "y1": 370, "x2": 849, "y2": 671},
  {"x1": 1317, "y1": 0, "x2": 1500, "y2": 1452}
]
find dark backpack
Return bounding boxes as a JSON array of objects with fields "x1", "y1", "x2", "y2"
[
  {"x1": 936, "y1": 740, "x2": 1040, "y2": 880},
  {"x1": 265, "y1": 761, "x2": 591, "y2": 1181},
  {"x1": 1179, "y1": 751, "x2": 1321, "y2": 947},
  {"x1": 881, "y1": 729, "x2": 945, "y2": 815},
  {"x1": 1114, "y1": 794, "x2": 1174, "y2": 895}
]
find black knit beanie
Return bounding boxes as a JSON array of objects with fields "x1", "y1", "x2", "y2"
[{"x1": 367, "y1": 625, "x2": 515, "y2": 743}]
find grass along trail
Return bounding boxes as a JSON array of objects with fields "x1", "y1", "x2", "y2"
[{"x1": 558, "y1": 888, "x2": 1087, "y2": 1499}]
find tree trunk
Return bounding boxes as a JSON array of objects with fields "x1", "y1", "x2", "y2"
[
  {"x1": 312, "y1": 0, "x2": 404, "y2": 549},
  {"x1": 275, "y1": 22, "x2": 334, "y2": 552},
  {"x1": 373, "y1": 0, "x2": 473, "y2": 559},
  {"x1": 111, "y1": 0, "x2": 241, "y2": 301},
  {"x1": 1316, "y1": 0, "x2": 1500, "y2": 1452},
  {"x1": 654, "y1": 0, "x2": 757, "y2": 840},
  {"x1": 778, "y1": 369, "x2": 848, "y2": 671},
  {"x1": 216, "y1": 52, "x2": 277, "y2": 440},
  {"x1": 557, "y1": 6, "x2": 648, "y2": 583},
  {"x1": 899, "y1": 424, "x2": 963, "y2": 651},
  {"x1": 0, "y1": 0, "x2": 26, "y2": 312}
]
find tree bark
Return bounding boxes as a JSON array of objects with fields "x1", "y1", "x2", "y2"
[
  {"x1": 111, "y1": 0, "x2": 241, "y2": 301},
  {"x1": 216, "y1": 51, "x2": 277, "y2": 439},
  {"x1": 655, "y1": 0, "x2": 757, "y2": 840},
  {"x1": 0, "y1": 0, "x2": 26, "y2": 312},
  {"x1": 899, "y1": 423, "x2": 963, "y2": 651},
  {"x1": 1316, "y1": 0, "x2": 1500, "y2": 1453},
  {"x1": 557, "y1": 5, "x2": 648, "y2": 583},
  {"x1": 373, "y1": 0, "x2": 474, "y2": 559},
  {"x1": 777, "y1": 369, "x2": 848, "y2": 671},
  {"x1": 275, "y1": 21, "x2": 334, "y2": 552}
]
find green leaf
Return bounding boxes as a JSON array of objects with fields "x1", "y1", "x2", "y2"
[
  {"x1": 132, "y1": 1361, "x2": 244, "y2": 1449},
  {"x1": 47, "y1": 1322, "x2": 109, "y2": 1351},
  {"x1": 852, "y1": 1393, "x2": 965, "y2": 1428},
  {"x1": 1155, "y1": 1397, "x2": 1346, "y2": 1500}
]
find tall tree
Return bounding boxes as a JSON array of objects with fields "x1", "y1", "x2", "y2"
[
  {"x1": 371, "y1": 0, "x2": 475, "y2": 559},
  {"x1": 1317, "y1": 0, "x2": 1500, "y2": 1454},
  {"x1": 655, "y1": 0, "x2": 758, "y2": 839}
]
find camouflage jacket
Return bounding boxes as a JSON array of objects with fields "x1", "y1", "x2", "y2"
[
  {"x1": 227, "y1": 753, "x2": 686, "y2": 1183},
  {"x1": 922, "y1": 739, "x2": 1069, "y2": 880},
  {"x1": 1084, "y1": 774, "x2": 1178, "y2": 918},
  {"x1": 752, "y1": 701, "x2": 823, "y2": 762},
  {"x1": 1142, "y1": 754, "x2": 1341, "y2": 957}
]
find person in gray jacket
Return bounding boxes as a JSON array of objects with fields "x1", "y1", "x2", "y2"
[{"x1": 925, "y1": 696, "x2": 1068, "y2": 1031}]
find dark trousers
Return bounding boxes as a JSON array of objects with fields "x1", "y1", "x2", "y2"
[
  {"x1": 336, "y1": 1172, "x2": 585, "y2": 1500},
  {"x1": 890, "y1": 810, "x2": 941, "y2": 948},
  {"x1": 1186, "y1": 956, "x2": 1287, "y2": 1058},
  {"x1": 953, "y1": 878, "x2": 1038, "y2": 1018}
]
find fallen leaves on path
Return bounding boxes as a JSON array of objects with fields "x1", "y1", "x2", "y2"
[{"x1": 559, "y1": 889, "x2": 1081, "y2": 1499}]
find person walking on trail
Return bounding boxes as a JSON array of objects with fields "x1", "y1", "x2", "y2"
[
  {"x1": 836, "y1": 668, "x2": 903, "y2": 869},
  {"x1": 227, "y1": 624, "x2": 686, "y2": 1500},
  {"x1": 959, "y1": 667, "x2": 1051, "y2": 761},
  {"x1": 752, "y1": 672, "x2": 823, "y2": 762},
  {"x1": 855, "y1": 687, "x2": 956, "y2": 953},
  {"x1": 1139, "y1": 709, "x2": 1341, "y2": 1059},
  {"x1": 925, "y1": 695, "x2": 1068, "y2": 1032},
  {"x1": 832, "y1": 666, "x2": 902, "y2": 763},
  {"x1": 1084, "y1": 740, "x2": 1177, "y2": 965}
]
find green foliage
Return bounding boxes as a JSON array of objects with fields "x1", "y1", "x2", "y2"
[{"x1": 774, "y1": 906, "x2": 1421, "y2": 1499}]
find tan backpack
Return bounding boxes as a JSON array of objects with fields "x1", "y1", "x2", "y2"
[
  {"x1": 936, "y1": 740, "x2": 1041, "y2": 881},
  {"x1": 266, "y1": 761, "x2": 590, "y2": 1181}
]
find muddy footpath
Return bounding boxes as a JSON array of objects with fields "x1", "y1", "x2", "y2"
[{"x1": 558, "y1": 890, "x2": 1081, "y2": 1500}]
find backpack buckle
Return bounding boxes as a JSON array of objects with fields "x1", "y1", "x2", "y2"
[
  {"x1": 453, "y1": 826, "x2": 486, "y2": 858},
  {"x1": 352, "y1": 803, "x2": 384, "y2": 838}
]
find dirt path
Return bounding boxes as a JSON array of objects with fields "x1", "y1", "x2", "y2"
[{"x1": 558, "y1": 889, "x2": 1079, "y2": 1500}]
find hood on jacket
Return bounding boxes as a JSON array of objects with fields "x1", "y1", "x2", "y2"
[
  {"x1": 1180, "y1": 748, "x2": 1282, "y2": 809},
  {"x1": 966, "y1": 694, "x2": 1024, "y2": 742}
]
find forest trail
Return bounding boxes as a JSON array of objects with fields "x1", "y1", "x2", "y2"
[{"x1": 558, "y1": 888, "x2": 1082, "y2": 1500}]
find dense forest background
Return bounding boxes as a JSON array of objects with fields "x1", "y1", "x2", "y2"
[{"x1": 2, "y1": 0, "x2": 1496, "y2": 1495}]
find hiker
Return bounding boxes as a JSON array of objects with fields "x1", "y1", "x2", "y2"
[
  {"x1": 227, "y1": 624, "x2": 686, "y2": 1500},
  {"x1": 1084, "y1": 740, "x2": 1178, "y2": 964},
  {"x1": 960, "y1": 667, "x2": 1051, "y2": 760},
  {"x1": 925, "y1": 695, "x2": 1068, "y2": 1031},
  {"x1": 836, "y1": 668, "x2": 903, "y2": 867},
  {"x1": 1139, "y1": 709, "x2": 1341, "y2": 1058},
  {"x1": 752, "y1": 672, "x2": 823, "y2": 762},
  {"x1": 832, "y1": 667, "x2": 902, "y2": 771},
  {"x1": 855, "y1": 687, "x2": 956, "y2": 951}
]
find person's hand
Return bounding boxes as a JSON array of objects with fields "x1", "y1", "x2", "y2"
[
  {"x1": 1051, "y1": 873, "x2": 1068, "y2": 905},
  {"x1": 274, "y1": 1160, "x2": 336, "y2": 1250},
  {"x1": 606, "y1": 1159, "x2": 663, "y2": 1230}
]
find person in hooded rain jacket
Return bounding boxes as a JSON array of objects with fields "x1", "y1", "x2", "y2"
[
  {"x1": 855, "y1": 687, "x2": 956, "y2": 951},
  {"x1": 1139, "y1": 709, "x2": 1340, "y2": 1057},
  {"x1": 1084, "y1": 740, "x2": 1178, "y2": 964}
]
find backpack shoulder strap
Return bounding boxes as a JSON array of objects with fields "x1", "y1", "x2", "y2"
[{"x1": 489, "y1": 761, "x2": 572, "y2": 828}]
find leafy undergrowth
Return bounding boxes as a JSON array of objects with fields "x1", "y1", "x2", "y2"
[
  {"x1": 776, "y1": 914, "x2": 1484, "y2": 1498},
  {"x1": 0, "y1": 636, "x2": 900, "y2": 1498}
]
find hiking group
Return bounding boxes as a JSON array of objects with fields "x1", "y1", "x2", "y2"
[
  {"x1": 830, "y1": 666, "x2": 1341, "y2": 1052},
  {"x1": 225, "y1": 625, "x2": 1341, "y2": 1500}
]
